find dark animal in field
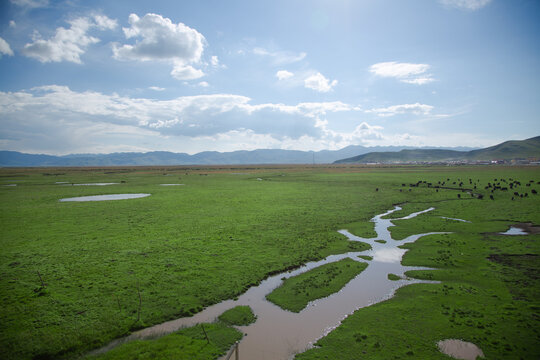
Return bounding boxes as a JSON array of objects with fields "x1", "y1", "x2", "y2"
[
  {"x1": 512, "y1": 197, "x2": 514, "y2": 200},
  {"x1": 526, "y1": 183, "x2": 531, "y2": 187},
  {"x1": 525, "y1": 192, "x2": 528, "y2": 197},
  {"x1": 489, "y1": 195, "x2": 494, "y2": 200},
  {"x1": 457, "y1": 194, "x2": 461, "y2": 198},
  {"x1": 375, "y1": 188, "x2": 379, "y2": 192},
  {"x1": 514, "y1": 192, "x2": 519, "y2": 196},
  {"x1": 477, "y1": 194, "x2": 484, "y2": 199},
  {"x1": 532, "y1": 189, "x2": 537, "y2": 194},
  {"x1": 520, "y1": 194, "x2": 524, "y2": 198},
  {"x1": 436, "y1": 189, "x2": 439, "y2": 192}
]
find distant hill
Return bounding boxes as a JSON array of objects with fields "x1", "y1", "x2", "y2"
[
  {"x1": 334, "y1": 136, "x2": 540, "y2": 164},
  {"x1": 0, "y1": 145, "x2": 476, "y2": 167}
]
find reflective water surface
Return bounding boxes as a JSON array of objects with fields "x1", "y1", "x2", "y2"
[{"x1": 59, "y1": 194, "x2": 151, "y2": 202}]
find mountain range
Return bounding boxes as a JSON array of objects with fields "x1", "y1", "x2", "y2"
[
  {"x1": 334, "y1": 136, "x2": 540, "y2": 164},
  {"x1": 1, "y1": 145, "x2": 476, "y2": 167}
]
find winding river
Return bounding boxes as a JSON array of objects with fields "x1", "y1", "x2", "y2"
[{"x1": 89, "y1": 206, "x2": 445, "y2": 359}]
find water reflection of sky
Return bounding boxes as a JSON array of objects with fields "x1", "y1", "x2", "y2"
[{"x1": 372, "y1": 248, "x2": 406, "y2": 263}]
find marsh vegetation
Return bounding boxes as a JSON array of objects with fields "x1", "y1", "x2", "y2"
[{"x1": 0, "y1": 165, "x2": 538, "y2": 359}]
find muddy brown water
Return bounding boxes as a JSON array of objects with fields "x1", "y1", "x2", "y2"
[{"x1": 88, "y1": 206, "x2": 446, "y2": 359}]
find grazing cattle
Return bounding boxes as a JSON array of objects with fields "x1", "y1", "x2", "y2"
[
  {"x1": 512, "y1": 197, "x2": 514, "y2": 200},
  {"x1": 375, "y1": 188, "x2": 379, "y2": 192},
  {"x1": 477, "y1": 194, "x2": 484, "y2": 199},
  {"x1": 489, "y1": 195, "x2": 494, "y2": 200},
  {"x1": 457, "y1": 194, "x2": 461, "y2": 198},
  {"x1": 514, "y1": 192, "x2": 519, "y2": 196},
  {"x1": 532, "y1": 189, "x2": 537, "y2": 194}
]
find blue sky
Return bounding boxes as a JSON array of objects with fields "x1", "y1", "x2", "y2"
[{"x1": 0, "y1": 0, "x2": 539, "y2": 155}]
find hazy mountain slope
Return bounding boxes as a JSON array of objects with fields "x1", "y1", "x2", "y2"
[
  {"x1": 334, "y1": 136, "x2": 540, "y2": 164},
  {"x1": 0, "y1": 145, "x2": 478, "y2": 167}
]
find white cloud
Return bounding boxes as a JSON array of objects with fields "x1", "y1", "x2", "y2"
[
  {"x1": 10, "y1": 0, "x2": 48, "y2": 9},
  {"x1": 304, "y1": 72, "x2": 338, "y2": 92},
  {"x1": 0, "y1": 85, "x2": 373, "y2": 154},
  {"x1": 9, "y1": 21, "x2": 17, "y2": 28},
  {"x1": 367, "y1": 103, "x2": 434, "y2": 117},
  {"x1": 148, "y1": 86, "x2": 165, "y2": 91},
  {"x1": 171, "y1": 63, "x2": 205, "y2": 80},
  {"x1": 21, "y1": 15, "x2": 117, "y2": 63},
  {"x1": 113, "y1": 13, "x2": 206, "y2": 80},
  {"x1": 276, "y1": 70, "x2": 294, "y2": 80},
  {"x1": 370, "y1": 61, "x2": 434, "y2": 85},
  {"x1": 0, "y1": 37, "x2": 14, "y2": 57},
  {"x1": 439, "y1": 0, "x2": 492, "y2": 11},
  {"x1": 198, "y1": 81, "x2": 209, "y2": 87},
  {"x1": 253, "y1": 47, "x2": 306, "y2": 65}
]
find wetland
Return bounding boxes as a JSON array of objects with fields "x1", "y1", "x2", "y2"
[{"x1": 0, "y1": 165, "x2": 538, "y2": 359}]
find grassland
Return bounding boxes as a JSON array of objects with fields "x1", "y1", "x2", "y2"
[
  {"x1": 296, "y1": 168, "x2": 540, "y2": 360},
  {"x1": 90, "y1": 320, "x2": 241, "y2": 360},
  {"x1": 0, "y1": 165, "x2": 539, "y2": 359},
  {"x1": 217, "y1": 305, "x2": 256, "y2": 326},
  {"x1": 266, "y1": 258, "x2": 368, "y2": 312}
]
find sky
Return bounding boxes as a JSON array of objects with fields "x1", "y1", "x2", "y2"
[{"x1": 0, "y1": 0, "x2": 539, "y2": 155}]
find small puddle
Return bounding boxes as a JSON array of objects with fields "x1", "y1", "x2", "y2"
[
  {"x1": 499, "y1": 227, "x2": 527, "y2": 235},
  {"x1": 441, "y1": 216, "x2": 471, "y2": 223},
  {"x1": 67, "y1": 183, "x2": 119, "y2": 186},
  {"x1": 437, "y1": 339, "x2": 484, "y2": 360},
  {"x1": 59, "y1": 194, "x2": 150, "y2": 202},
  {"x1": 89, "y1": 206, "x2": 445, "y2": 359}
]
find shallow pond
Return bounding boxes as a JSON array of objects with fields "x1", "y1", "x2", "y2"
[
  {"x1": 441, "y1": 216, "x2": 471, "y2": 223},
  {"x1": 499, "y1": 227, "x2": 528, "y2": 235},
  {"x1": 68, "y1": 182, "x2": 119, "y2": 186},
  {"x1": 90, "y1": 206, "x2": 445, "y2": 359},
  {"x1": 438, "y1": 339, "x2": 484, "y2": 360},
  {"x1": 59, "y1": 194, "x2": 150, "y2": 202}
]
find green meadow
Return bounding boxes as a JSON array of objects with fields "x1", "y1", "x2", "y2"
[
  {"x1": 266, "y1": 258, "x2": 368, "y2": 312},
  {"x1": 1, "y1": 165, "x2": 539, "y2": 359}
]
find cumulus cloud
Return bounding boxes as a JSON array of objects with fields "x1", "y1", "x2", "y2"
[
  {"x1": 0, "y1": 85, "x2": 377, "y2": 153},
  {"x1": 0, "y1": 37, "x2": 14, "y2": 57},
  {"x1": 253, "y1": 47, "x2": 306, "y2": 65},
  {"x1": 370, "y1": 61, "x2": 434, "y2": 85},
  {"x1": 113, "y1": 13, "x2": 206, "y2": 80},
  {"x1": 439, "y1": 0, "x2": 492, "y2": 11},
  {"x1": 198, "y1": 81, "x2": 209, "y2": 87},
  {"x1": 276, "y1": 70, "x2": 294, "y2": 80},
  {"x1": 148, "y1": 86, "x2": 165, "y2": 91},
  {"x1": 171, "y1": 63, "x2": 205, "y2": 80},
  {"x1": 367, "y1": 103, "x2": 434, "y2": 117},
  {"x1": 10, "y1": 0, "x2": 48, "y2": 9},
  {"x1": 21, "y1": 15, "x2": 117, "y2": 63},
  {"x1": 304, "y1": 72, "x2": 338, "y2": 92}
]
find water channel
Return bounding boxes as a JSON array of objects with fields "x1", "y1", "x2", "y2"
[{"x1": 89, "y1": 206, "x2": 446, "y2": 359}]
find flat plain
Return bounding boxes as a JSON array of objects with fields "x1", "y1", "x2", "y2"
[{"x1": 1, "y1": 165, "x2": 539, "y2": 359}]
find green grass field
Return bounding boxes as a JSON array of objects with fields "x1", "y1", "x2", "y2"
[
  {"x1": 1, "y1": 165, "x2": 539, "y2": 359},
  {"x1": 266, "y1": 258, "x2": 368, "y2": 312}
]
